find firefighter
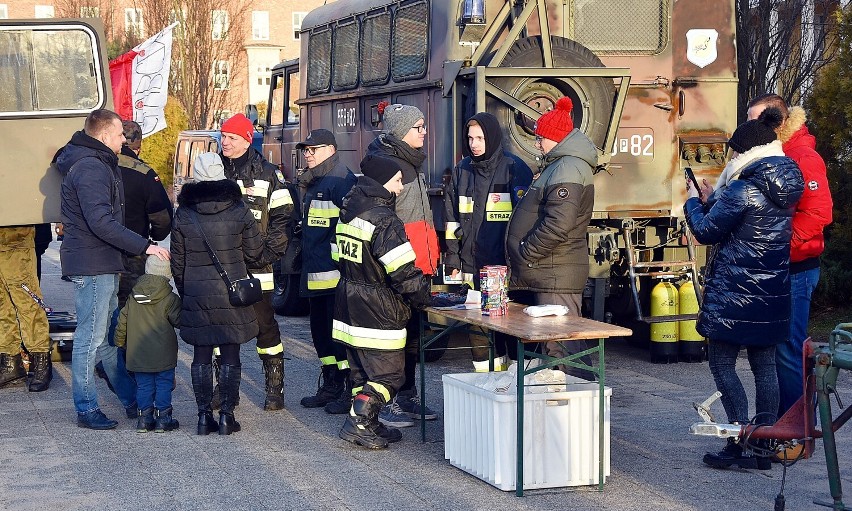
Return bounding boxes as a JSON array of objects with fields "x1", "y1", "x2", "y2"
[
  {"x1": 333, "y1": 155, "x2": 432, "y2": 449},
  {"x1": 219, "y1": 113, "x2": 295, "y2": 411}
]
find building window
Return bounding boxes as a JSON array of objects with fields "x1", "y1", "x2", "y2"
[
  {"x1": 252, "y1": 11, "x2": 269, "y2": 41},
  {"x1": 80, "y1": 6, "x2": 99, "y2": 17},
  {"x1": 125, "y1": 8, "x2": 144, "y2": 37},
  {"x1": 212, "y1": 10, "x2": 229, "y2": 40},
  {"x1": 293, "y1": 12, "x2": 307, "y2": 40},
  {"x1": 0, "y1": 4, "x2": 8, "y2": 19},
  {"x1": 256, "y1": 64, "x2": 272, "y2": 86},
  {"x1": 213, "y1": 60, "x2": 230, "y2": 90},
  {"x1": 34, "y1": 5, "x2": 55, "y2": 18}
]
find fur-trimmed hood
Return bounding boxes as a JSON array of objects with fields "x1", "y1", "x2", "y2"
[
  {"x1": 177, "y1": 179, "x2": 243, "y2": 215},
  {"x1": 779, "y1": 106, "x2": 807, "y2": 144}
]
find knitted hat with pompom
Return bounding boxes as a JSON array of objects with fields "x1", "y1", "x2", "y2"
[{"x1": 535, "y1": 97, "x2": 575, "y2": 143}]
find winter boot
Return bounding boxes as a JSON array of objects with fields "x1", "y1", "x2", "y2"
[
  {"x1": 324, "y1": 371, "x2": 353, "y2": 414},
  {"x1": 0, "y1": 353, "x2": 26, "y2": 388},
  {"x1": 154, "y1": 407, "x2": 180, "y2": 433},
  {"x1": 373, "y1": 422, "x2": 403, "y2": 443},
  {"x1": 27, "y1": 351, "x2": 52, "y2": 392},
  {"x1": 136, "y1": 407, "x2": 156, "y2": 433},
  {"x1": 191, "y1": 363, "x2": 219, "y2": 436},
  {"x1": 702, "y1": 438, "x2": 758, "y2": 469},
  {"x1": 339, "y1": 393, "x2": 388, "y2": 449},
  {"x1": 262, "y1": 357, "x2": 285, "y2": 411},
  {"x1": 218, "y1": 364, "x2": 242, "y2": 435},
  {"x1": 301, "y1": 365, "x2": 342, "y2": 408},
  {"x1": 211, "y1": 355, "x2": 221, "y2": 410}
]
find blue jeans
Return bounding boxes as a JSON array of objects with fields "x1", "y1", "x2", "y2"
[
  {"x1": 777, "y1": 267, "x2": 820, "y2": 414},
  {"x1": 70, "y1": 274, "x2": 137, "y2": 414},
  {"x1": 135, "y1": 369, "x2": 175, "y2": 411},
  {"x1": 708, "y1": 340, "x2": 778, "y2": 424}
]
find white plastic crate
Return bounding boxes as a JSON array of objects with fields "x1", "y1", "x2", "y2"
[{"x1": 442, "y1": 372, "x2": 611, "y2": 491}]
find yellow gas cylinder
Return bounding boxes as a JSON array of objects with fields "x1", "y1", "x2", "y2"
[
  {"x1": 649, "y1": 279, "x2": 679, "y2": 363},
  {"x1": 678, "y1": 278, "x2": 706, "y2": 362}
]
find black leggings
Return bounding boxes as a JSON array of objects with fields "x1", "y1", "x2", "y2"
[{"x1": 193, "y1": 344, "x2": 241, "y2": 366}]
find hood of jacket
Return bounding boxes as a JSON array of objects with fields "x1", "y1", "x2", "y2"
[
  {"x1": 177, "y1": 179, "x2": 243, "y2": 215},
  {"x1": 542, "y1": 129, "x2": 598, "y2": 169},
  {"x1": 464, "y1": 112, "x2": 503, "y2": 162},
  {"x1": 739, "y1": 152, "x2": 803, "y2": 209},
  {"x1": 340, "y1": 176, "x2": 395, "y2": 223},
  {"x1": 367, "y1": 134, "x2": 425, "y2": 182},
  {"x1": 55, "y1": 130, "x2": 118, "y2": 176},
  {"x1": 130, "y1": 274, "x2": 174, "y2": 305},
  {"x1": 780, "y1": 106, "x2": 818, "y2": 154}
]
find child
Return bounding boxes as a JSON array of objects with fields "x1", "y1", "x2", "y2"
[
  {"x1": 332, "y1": 154, "x2": 432, "y2": 449},
  {"x1": 115, "y1": 255, "x2": 182, "y2": 433}
]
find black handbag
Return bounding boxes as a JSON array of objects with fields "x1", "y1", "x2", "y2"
[{"x1": 188, "y1": 210, "x2": 263, "y2": 307}]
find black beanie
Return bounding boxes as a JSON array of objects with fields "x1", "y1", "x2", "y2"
[
  {"x1": 728, "y1": 107, "x2": 783, "y2": 154},
  {"x1": 360, "y1": 154, "x2": 402, "y2": 185}
]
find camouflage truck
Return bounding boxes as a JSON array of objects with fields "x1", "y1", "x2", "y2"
[{"x1": 262, "y1": 0, "x2": 737, "y2": 331}]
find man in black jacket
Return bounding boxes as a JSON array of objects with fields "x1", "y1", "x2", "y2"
[
  {"x1": 219, "y1": 113, "x2": 294, "y2": 410},
  {"x1": 56, "y1": 109, "x2": 170, "y2": 430}
]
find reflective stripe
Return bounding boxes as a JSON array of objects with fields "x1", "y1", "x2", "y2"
[
  {"x1": 336, "y1": 217, "x2": 376, "y2": 241},
  {"x1": 255, "y1": 271, "x2": 274, "y2": 291},
  {"x1": 351, "y1": 385, "x2": 363, "y2": 395},
  {"x1": 308, "y1": 200, "x2": 340, "y2": 218},
  {"x1": 337, "y1": 359, "x2": 350, "y2": 370},
  {"x1": 257, "y1": 343, "x2": 284, "y2": 355},
  {"x1": 307, "y1": 270, "x2": 340, "y2": 290},
  {"x1": 366, "y1": 382, "x2": 391, "y2": 404},
  {"x1": 378, "y1": 241, "x2": 416, "y2": 273},
  {"x1": 458, "y1": 196, "x2": 474, "y2": 214},
  {"x1": 319, "y1": 356, "x2": 337, "y2": 366},
  {"x1": 331, "y1": 319, "x2": 406, "y2": 350},
  {"x1": 269, "y1": 188, "x2": 293, "y2": 210},
  {"x1": 445, "y1": 221, "x2": 460, "y2": 240},
  {"x1": 330, "y1": 242, "x2": 339, "y2": 262},
  {"x1": 484, "y1": 193, "x2": 512, "y2": 212},
  {"x1": 237, "y1": 179, "x2": 270, "y2": 198},
  {"x1": 213, "y1": 346, "x2": 221, "y2": 356}
]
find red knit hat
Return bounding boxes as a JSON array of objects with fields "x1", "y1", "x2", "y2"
[
  {"x1": 221, "y1": 114, "x2": 254, "y2": 143},
  {"x1": 535, "y1": 97, "x2": 575, "y2": 143}
]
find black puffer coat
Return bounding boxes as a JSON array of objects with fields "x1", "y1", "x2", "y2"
[
  {"x1": 684, "y1": 155, "x2": 804, "y2": 346},
  {"x1": 332, "y1": 176, "x2": 431, "y2": 351},
  {"x1": 171, "y1": 180, "x2": 265, "y2": 346}
]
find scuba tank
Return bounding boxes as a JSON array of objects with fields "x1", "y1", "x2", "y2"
[
  {"x1": 649, "y1": 279, "x2": 679, "y2": 363},
  {"x1": 678, "y1": 278, "x2": 706, "y2": 362}
]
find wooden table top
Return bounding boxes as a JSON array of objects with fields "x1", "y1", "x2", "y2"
[{"x1": 426, "y1": 302, "x2": 632, "y2": 342}]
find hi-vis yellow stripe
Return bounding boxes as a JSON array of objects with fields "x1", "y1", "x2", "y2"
[
  {"x1": 257, "y1": 342, "x2": 284, "y2": 355},
  {"x1": 331, "y1": 319, "x2": 407, "y2": 350},
  {"x1": 378, "y1": 242, "x2": 416, "y2": 274},
  {"x1": 330, "y1": 242, "x2": 339, "y2": 262},
  {"x1": 336, "y1": 217, "x2": 376, "y2": 241},
  {"x1": 308, "y1": 200, "x2": 340, "y2": 218},
  {"x1": 484, "y1": 193, "x2": 512, "y2": 212},
  {"x1": 269, "y1": 188, "x2": 294, "y2": 210},
  {"x1": 458, "y1": 196, "x2": 474, "y2": 214},
  {"x1": 307, "y1": 270, "x2": 340, "y2": 290},
  {"x1": 366, "y1": 382, "x2": 391, "y2": 404},
  {"x1": 445, "y1": 221, "x2": 460, "y2": 240},
  {"x1": 255, "y1": 271, "x2": 274, "y2": 291},
  {"x1": 237, "y1": 179, "x2": 270, "y2": 197}
]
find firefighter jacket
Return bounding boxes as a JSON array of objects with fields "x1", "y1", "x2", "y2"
[
  {"x1": 332, "y1": 176, "x2": 431, "y2": 351},
  {"x1": 505, "y1": 129, "x2": 596, "y2": 294},
  {"x1": 171, "y1": 179, "x2": 265, "y2": 347},
  {"x1": 444, "y1": 148, "x2": 532, "y2": 276},
  {"x1": 56, "y1": 131, "x2": 150, "y2": 276},
  {"x1": 366, "y1": 134, "x2": 439, "y2": 275},
  {"x1": 297, "y1": 153, "x2": 357, "y2": 297},
  {"x1": 684, "y1": 146, "x2": 803, "y2": 346},
  {"x1": 222, "y1": 146, "x2": 295, "y2": 291},
  {"x1": 117, "y1": 146, "x2": 173, "y2": 241},
  {"x1": 114, "y1": 274, "x2": 181, "y2": 373}
]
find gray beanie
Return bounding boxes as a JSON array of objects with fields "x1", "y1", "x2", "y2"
[
  {"x1": 382, "y1": 104, "x2": 425, "y2": 140},
  {"x1": 193, "y1": 152, "x2": 225, "y2": 182},
  {"x1": 145, "y1": 256, "x2": 171, "y2": 279}
]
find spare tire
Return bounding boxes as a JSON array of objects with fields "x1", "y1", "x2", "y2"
[
  {"x1": 271, "y1": 262, "x2": 310, "y2": 317},
  {"x1": 486, "y1": 36, "x2": 614, "y2": 162}
]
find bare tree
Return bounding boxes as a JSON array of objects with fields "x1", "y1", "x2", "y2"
[
  {"x1": 55, "y1": 0, "x2": 141, "y2": 58},
  {"x1": 736, "y1": 0, "x2": 842, "y2": 121}
]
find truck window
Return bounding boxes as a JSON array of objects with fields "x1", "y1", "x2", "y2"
[
  {"x1": 270, "y1": 73, "x2": 285, "y2": 125},
  {"x1": 332, "y1": 21, "x2": 359, "y2": 91},
  {"x1": 391, "y1": 1, "x2": 428, "y2": 81},
  {"x1": 307, "y1": 28, "x2": 331, "y2": 95},
  {"x1": 286, "y1": 69, "x2": 300, "y2": 124},
  {"x1": 361, "y1": 12, "x2": 391, "y2": 86},
  {"x1": 0, "y1": 24, "x2": 104, "y2": 115}
]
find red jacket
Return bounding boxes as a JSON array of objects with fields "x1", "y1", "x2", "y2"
[{"x1": 781, "y1": 108, "x2": 833, "y2": 263}]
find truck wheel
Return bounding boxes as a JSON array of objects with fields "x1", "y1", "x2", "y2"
[
  {"x1": 271, "y1": 273, "x2": 310, "y2": 317},
  {"x1": 487, "y1": 36, "x2": 614, "y2": 161}
]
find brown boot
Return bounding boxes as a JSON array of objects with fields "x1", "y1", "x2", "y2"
[{"x1": 0, "y1": 353, "x2": 27, "y2": 388}]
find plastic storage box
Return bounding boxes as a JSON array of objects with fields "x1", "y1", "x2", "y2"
[{"x1": 442, "y1": 372, "x2": 611, "y2": 491}]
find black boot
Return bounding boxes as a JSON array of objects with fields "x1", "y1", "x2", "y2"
[
  {"x1": 191, "y1": 363, "x2": 219, "y2": 435},
  {"x1": 703, "y1": 438, "x2": 758, "y2": 469},
  {"x1": 218, "y1": 364, "x2": 242, "y2": 435},
  {"x1": 27, "y1": 351, "x2": 52, "y2": 392},
  {"x1": 154, "y1": 407, "x2": 180, "y2": 433},
  {"x1": 339, "y1": 392, "x2": 388, "y2": 449},
  {"x1": 373, "y1": 422, "x2": 402, "y2": 443},
  {"x1": 262, "y1": 357, "x2": 285, "y2": 411},
  {"x1": 211, "y1": 355, "x2": 221, "y2": 410},
  {"x1": 136, "y1": 407, "x2": 156, "y2": 433},
  {"x1": 324, "y1": 370, "x2": 353, "y2": 414},
  {"x1": 300, "y1": 365, "x2": 342, "y2": 408},
  {"x1": 0, "y1": 353, "x2": 26, "y2": 388}
]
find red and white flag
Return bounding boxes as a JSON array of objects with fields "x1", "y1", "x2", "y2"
[{"x1": 109, "y1": 22, "x2": 178, "y2": 137}]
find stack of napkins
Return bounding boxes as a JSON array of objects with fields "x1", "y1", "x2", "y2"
[{"x1": 523, "y1": 304, "x2": 569, "y2": 317}]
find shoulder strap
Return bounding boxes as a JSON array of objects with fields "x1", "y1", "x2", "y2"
[
  {"x1": 186, "y1": 210, "x2": 232, "y2": 287},
  {"x1": 117, "y1": 154, "x2": 154, "y2": 175}
]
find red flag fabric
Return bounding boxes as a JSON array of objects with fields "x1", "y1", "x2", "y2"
[{"x1": 108, "y1": 50, "x2": 138, "y2": 120}]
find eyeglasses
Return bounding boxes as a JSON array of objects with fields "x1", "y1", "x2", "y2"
[
  {"x1": 301, "y1": 145, "x2": 328, "y2": 155},
  {"x1": 411, "y1": 124, "x2": 427, "y2": 133}
]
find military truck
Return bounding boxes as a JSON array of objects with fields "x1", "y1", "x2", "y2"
[{"x1": 262, "y1": 0, "x2": 738, "y2": 331}]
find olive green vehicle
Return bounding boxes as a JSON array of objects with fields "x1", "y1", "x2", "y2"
[
  {"x1": 263, "y1": 0, "x2": 737, "y2": 329},
  {"x1": 0, "y1": 19, "x2": 112, "y2": 227}
]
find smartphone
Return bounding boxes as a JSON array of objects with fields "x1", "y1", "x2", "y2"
[{"x1": 684, "y1": 167, "x2": 702, "y2": 199}]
